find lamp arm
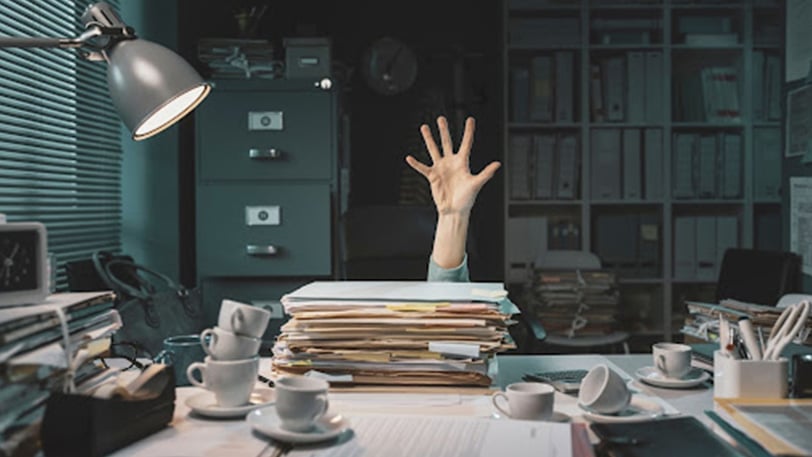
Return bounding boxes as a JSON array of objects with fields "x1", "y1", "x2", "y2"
[{"x1": 0, "y1": 25, "x2": 131, "y2": 51}]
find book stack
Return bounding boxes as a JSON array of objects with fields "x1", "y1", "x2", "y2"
[
  {"x1": 271, "y1": 281, "x2": 518, "y2": 387},
  {"x1": 529, "y1": 270, "x2": 620, "y2": 337},
  {"x1": 0, "y1": 292, "x2": 121, "y2": 456},
  {"x1": 197, "y1": 38, "x2": 281, "y2": 80}
]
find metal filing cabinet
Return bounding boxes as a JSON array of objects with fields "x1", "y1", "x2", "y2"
[{"x1": 195, "y1": 79, "x2": 339, "y2": 344}]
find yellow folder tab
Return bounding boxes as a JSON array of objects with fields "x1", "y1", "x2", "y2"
[{"x1": 385, "y1": 302, "x2": 450, "y2": 312}]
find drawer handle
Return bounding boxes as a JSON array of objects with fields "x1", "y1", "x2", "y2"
[
  {"x1": 246, "y1": 245, "x2": 279, "y2": 256},
  {"x1": 249, "y1": 148, "x2": 282, "y2": 160}
]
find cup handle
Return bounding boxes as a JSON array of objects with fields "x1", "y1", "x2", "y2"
[
  {"x1": 230, "y1": 309, "x2": 245, "y2": 333},
  {"x1": 200, "y1": 329, "x2": 216, "y2": 357},
  {"x1": 315, "y1": 393, "x2": 330, "y2": 418},
  {"x1": 186, "y1": 362, "x2": 207, "y2": 388},
  {"x1": 656, "y1": 354, "x2": 668, "y2": 376},
  {"x1": 491, "y1": 392, "x2": 511, "y2": 418}
]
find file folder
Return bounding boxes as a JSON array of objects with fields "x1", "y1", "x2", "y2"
[
  {"x1": 533, "y1": 134, "x2": 556, "y2": 199},
  {"x1": 622, "y1": 129, "x2": 642, "y2": 199},
  {"x1": 556, "y1": 133, "x2": 578, "y2": 199},
  {"x1": 591, "y1": 129, "x2": 622, "y2": 199},
  {"x1": 674, "y1": 216, "x2": 696, "y2": 279},
  {"x1": 555, "y1": 51, "x2": 575, "y2": 122},
  {"x1": 643, "y1": 129, "x2": 663, "y2": 199}
]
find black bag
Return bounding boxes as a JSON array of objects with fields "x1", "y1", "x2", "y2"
[{"x1": 93, "y1": 252, "x2": 205, "y2": 357}]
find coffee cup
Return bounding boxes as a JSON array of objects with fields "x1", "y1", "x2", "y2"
[
  {"x1": 154, "y1": 334, "x2": 207, "y2": 386},
  {"x1": 492, "y1": 382, "x2": 555, "y2": 420},
  {"x1": 219, "y1": 299, "x2": 271, "y2": 338},
  {"x1": 653, "y1": 342, "x2": 692, "y2": 379},
  {"x1": 200, "y1": 326, "x2": 262, "y2": 360},
  {"x1": 275, "y1": 376, "x2": 330, "y2": 432},
  {"x1": 578, "y1": 364, "x2": 631, "y2": 415},
  {"x1": 186, "y1": 356, "x2": 259, "y2": 407}
]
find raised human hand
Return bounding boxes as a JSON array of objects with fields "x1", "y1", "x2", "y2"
[{"x1": 405, "y1": 116, "x2": 501, "y2": 215}]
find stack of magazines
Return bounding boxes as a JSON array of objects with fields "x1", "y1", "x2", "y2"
[
  {"x1": 272, "y1": 281, "x2": 517, "y2": 387},
  {"x1": 0, "y1": 292, "x2": 121, "y2": 455},
  {"x1": 529, "y1": 270, "x2": 620, "y2": 337},
  {"x1": 197, "y1": 38, "x2": 281, "y2": 80}
]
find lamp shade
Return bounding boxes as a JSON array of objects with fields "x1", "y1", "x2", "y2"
[{"x1": 106, "y1": 38, "x2": 210, "y2": 141}]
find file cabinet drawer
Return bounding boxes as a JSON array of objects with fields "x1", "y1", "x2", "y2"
[
  {"x1": 197, "y1": 89, "x2": 333, "y2": 181},
  {"x1": 196, "y1": 183, "x2": 332, "y2": 277}
]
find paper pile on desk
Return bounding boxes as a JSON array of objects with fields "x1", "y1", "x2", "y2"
[
  {"x1": 271, "y1": 281, "x2": 518, "y2": 387},
  {"x1": 682, "y1": 299, "x2": 812, "y2": 344}
]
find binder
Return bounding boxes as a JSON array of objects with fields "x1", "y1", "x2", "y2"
[
  {"x1": 529, "y1": 55, "x2": 554, "y2": 122},
  {"x1": 695, "y1": 216, "x2": 717, "y2": 281},
  {"x1": 766, "y1": 55, "x2": 782, "y2": 120},
  {"x1": 643, "y1": 128, "x2": 663, "y2": 200},
  {"x1": 720, "y1": 132, "x2": 742, "y2": 198},
  {"x1": 637, "y1": 212, "x2": 660, "y2": 277},
  {"x1": 510, "y1": 66, "x2": 530, "y2": 122},
  {"x1": 753, "y1": 128, "x2": 781, "y2": 200},
  {"x1": 672, "y1": 133, "x2": 696, "y2": 199},
  {"x1": 626, "y1": 52, "x2": 645, "y2": 122},
  {"x1": 604, "y1": 55, "x2": 626, "y2": 121},
  {"x1": 533, "y1": 134, "x2": 556, "y2": 199},
  {"x1": 752, "y1": 50, "x2": 765, "y2": 121},
  {"x1": 591, "y1": 129, "x2": 622, "y2": 199},
  {"x1": 590, "y1": 63, "x2": 605, "y2": 122},
  {"x1": 556, "y1": 133, "x2": 578, "y2": 199},
  {"x1": 622, "y1": 129, "x2": 642, "y2": 199},
  {"x1": 554, "y1": 51, "x2": 574, "y2": 122},
  {"x1": 696, "y1": 134, "x2": 717, "y2": 198},
  {"x1": 509, "y1": 134, "x2": 532, "y2": 199},
  {"x1": 715, "y1": 216, "x2": 738, "y2": 278},
  {"x1": 674, "y1": 216, "x2": 696, "y2": 280},
  {"x1": 644, "y1": 52, "x2": 663, "y2": 123}
]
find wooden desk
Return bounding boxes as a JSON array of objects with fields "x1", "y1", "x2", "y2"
[{"x1": 110, "y1": 354, "x2": 715, "y2": 456}]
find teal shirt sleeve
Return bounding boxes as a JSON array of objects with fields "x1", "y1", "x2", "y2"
[{"x1": 427, "y1": 254, "x2": 470, "y2": 282}]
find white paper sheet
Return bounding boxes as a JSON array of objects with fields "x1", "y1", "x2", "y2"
[
  {"x1": 790, "y1": 177, "x2": 812, "y2": 275},
  {"x1": 786, "y1": 85, "x2": 812, "y2": 157},
  {"x1": 282, "y1": 413, "x2": 572, "y2": 457}
]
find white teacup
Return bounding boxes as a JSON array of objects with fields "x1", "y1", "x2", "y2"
[
  {"x1": 200, "y1": 326, "x2": 262, "y2": 360},
  {"x1": 275, "y1": 376, "x2": 330, "y2": 432},
  {"x1": 653, "y1": 342, "x2": 692, "y2": 379},
  {"x1": 492, "y1": 382, "x2": 555, "y2": 420},
  {"x1": 186, "y1": 356, "x2": 259, "y2": 407},
  {"x1": 219, "y1": 299, "x2": 272, "y2": 338},
  {"x1": 578, "y1": 364, "x2": 631, "y2": 415}
]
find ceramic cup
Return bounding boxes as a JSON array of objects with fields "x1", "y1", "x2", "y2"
[
  {"x1": 653, "y1": 342, "x2": 692, "y2": 379},
  {"x1": 578, "y1": 364, "x2": 631, "y2": 415},
  {"x1": 492, "y1": 382, "x2": 555, "y2": 420},
  {"x1": 275, "y1": 376, "x2": 330, "y2": 432},
  {"x1": 186, "y1": 356, "x2": 259, "y2": 407},
  {"x1": 200, "y1": 326, "x2": 262, "y2": 360},
  {"x1": 154, "y1": 334, "x2": 208, "y2": 386},
  {"x1": 218, "y1": 299, "x2": 272, "y2": 338}
]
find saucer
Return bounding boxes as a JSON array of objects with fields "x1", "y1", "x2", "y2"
[
  {"x1": 635, "y1": 366, "x2": 710, "y2": 389},
  {"x1": 186, "y1": 387, "x2": 275, "y2": 418},
  {"x1": 247, "y1": 405, "x2": 351, "y2": 444},
  {"x1": 492, "y1": 411, "x2": 571, "y2": 423},
  {"x1": 580, "y1": 395, "x2": 665, "y2": 423}
]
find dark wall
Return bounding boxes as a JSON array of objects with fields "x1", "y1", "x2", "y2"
[{"x1": 178, "y1": 0, "x2": 504, "y2": 281}]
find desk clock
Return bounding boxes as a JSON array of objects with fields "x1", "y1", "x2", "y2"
[{"x1": 0, "y1": 221, "x2": 49, "y2": 306}]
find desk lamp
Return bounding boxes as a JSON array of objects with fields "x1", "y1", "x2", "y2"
[{"x1": 0, "y1": 2, "x2": 210, "y2": 141}]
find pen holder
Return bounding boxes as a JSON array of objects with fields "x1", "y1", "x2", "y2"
[{"x1": 713, "y1": 350, "x2": 788, "y2": 399}]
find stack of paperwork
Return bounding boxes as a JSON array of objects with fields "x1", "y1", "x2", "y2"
[{"x1": 272, "y1": 281, "x2": 518, "y2": 387}]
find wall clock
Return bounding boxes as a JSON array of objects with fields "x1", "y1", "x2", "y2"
[
  {"x1": 361, "y1": 36, "x2": 418, "y2": 95},
  {"x1": 0, "y1": 221, "x2": 49, "y2": 307}
]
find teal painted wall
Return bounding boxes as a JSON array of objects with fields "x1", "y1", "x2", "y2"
[{"x1": 120, "y1": 1, "x2": 182, "y2": 281}]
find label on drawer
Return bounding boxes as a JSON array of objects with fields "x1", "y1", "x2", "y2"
[
  {"x1": 248, "y1": 111, "x2": 283, "y2": 131},
  {"x1": 246, "y1": 206, "x2": 281, "y2": 226}
]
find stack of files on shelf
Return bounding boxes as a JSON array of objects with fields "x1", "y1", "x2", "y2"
[
  {"x1": 510, "y1": 52, "x2": 575, "y2": 123},
  {"x1": 509, "y1": 133, "x2": 579, "y2": 201},
  {"x1": 682, "y1": 299, "x2": 812, "y2": 345},
  {"x1": 529, "y1": 270, "x2": 620, "y2": 337},
  {"x1": 0, "y1": 292, "x2": 121, "y2": 456},
  {"x1": 675, "y1": 67, "x2": 741, "y2": 123},
  {"x1": 272, "y1": 281, "x2": 518, "y2": 387},
  {"x1": 589, "y1": 52, "x2": 663, "y2": 123},
  {"x1": 671, "y1": 132, "x2": 742, "y2": 200},
  {"x1": 197, "y1": 38, "x2": 280, "y2": 79},
  {"x1": 673, "y1": 215, "x2": 738, "y2": 281},
  {"x1": 593, "y1": 213, "x2": 660, "y2": 278}
]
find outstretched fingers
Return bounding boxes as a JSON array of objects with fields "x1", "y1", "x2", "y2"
[
  {"x1": 473, "y1": 161, "x2": 501, "y2": 189},
  {"x1": 437, "y1": 116, "x2": 454, "y2": 156},
  {"x1": 458, "y1": 117, "x2": 475, "y2": 159},
  {"x1": 405, "y1": 155, "x2": 431, "y2": 178}
]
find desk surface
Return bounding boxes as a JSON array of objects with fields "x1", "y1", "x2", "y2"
[{"x1": 110, "y1": 354, "x2": 715, "y2": 457}]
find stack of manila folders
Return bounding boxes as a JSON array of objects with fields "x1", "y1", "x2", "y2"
[{"x1": 271, "y1": 281, "x2": 518, "y2": 387}]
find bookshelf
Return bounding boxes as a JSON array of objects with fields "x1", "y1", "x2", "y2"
[{"x1": 502, "y1": 0, "x2": 784, "y2": 350}]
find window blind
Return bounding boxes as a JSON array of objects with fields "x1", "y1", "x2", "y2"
[{"x1": 0, "y1": 0, "x2": 123, "y2": 290}]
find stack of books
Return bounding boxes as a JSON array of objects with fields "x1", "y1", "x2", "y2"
[
  {"x1": 0, "y1": 292, "x2": 121, "y2": 456},
  {"x1": 197, "y1": 38, "x2": 281, "y2": 80},
  {"x1": 529, "y1": 270, "x2": 620, "y2": 337},
  {"x1": 271, "y1": 281, "x2": 518, "y2": 387}
]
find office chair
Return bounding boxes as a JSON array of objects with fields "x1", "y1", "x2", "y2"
[
  {"x1": 715, "y1": 248, "x2": 802, "y2": 307},
  {"x1": 526, "y1": 249, "x2": 630, "y2": 354}
]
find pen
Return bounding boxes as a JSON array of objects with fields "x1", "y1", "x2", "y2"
[{"x1": 738, "y1": 317, "x2": 762, "y2": 360}]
